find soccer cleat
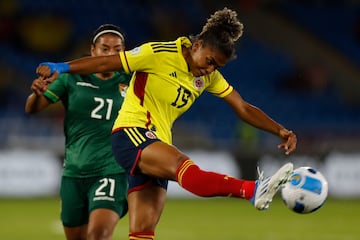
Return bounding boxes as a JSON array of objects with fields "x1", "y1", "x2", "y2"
[{"x1": 250, "y1": 162, "x2": 294, "y2": 210}]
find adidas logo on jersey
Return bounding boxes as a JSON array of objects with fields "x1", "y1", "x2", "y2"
[{"x1": 169, "y1": 71, "x2": 177, "y2": 78}]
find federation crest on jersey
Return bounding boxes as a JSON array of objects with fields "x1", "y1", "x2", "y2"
[
  {"x1": 118, "y1": 84, "x2": 128, "y2": 98},
  {"x1": 193, "y1": 77, "x2": 204, "y2": 91},
  {"x1": 145, "y1": 131, "x2": 157, "y2": 139}
]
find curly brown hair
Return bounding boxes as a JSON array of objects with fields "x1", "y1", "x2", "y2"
[{"x1": 192, "y1": 7, "x2": 244, "y2": 60}]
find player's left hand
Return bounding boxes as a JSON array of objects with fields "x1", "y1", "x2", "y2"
[
  {"x1": 278, "y1": 129, "x2": 297, "y2": 155},
  {"x1": 30, "y1": 77, "x2": 48, "y2": 96}
]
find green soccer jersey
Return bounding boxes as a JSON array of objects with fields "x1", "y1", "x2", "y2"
[{"x1": 44, "y1": 72, "x2": 131, "y2": 177}]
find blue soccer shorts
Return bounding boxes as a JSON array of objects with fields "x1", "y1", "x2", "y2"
[{"x1": 111, "y1": 127, "x2": 169, "y2": 192}]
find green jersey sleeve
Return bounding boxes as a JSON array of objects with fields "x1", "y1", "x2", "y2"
[{"x1": 43, "y1": 74, "x2": 69, "y2": 103}]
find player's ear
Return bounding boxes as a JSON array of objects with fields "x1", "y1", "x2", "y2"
[
  {"x1": 192, "y1": 40, "x2": 203, "y2": 51},
  {"x1": 90, "y1": 44, "x2": 96, "y2": 56}
]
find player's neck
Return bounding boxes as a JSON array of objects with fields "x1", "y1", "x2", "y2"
[
  {"x1": 182, "y1": 46, "x2": 191, "y2": 72},
  {"x1": 96, "y1": 72, "x2": 114, "y2": 80}
]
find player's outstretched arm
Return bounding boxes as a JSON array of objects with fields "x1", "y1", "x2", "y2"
[
  {"x1": 224, "y1": 89, "x2": 297, "y2": 155},
  {"x1": 36, "y1": 54, "x2": 123, "y2": 82}
]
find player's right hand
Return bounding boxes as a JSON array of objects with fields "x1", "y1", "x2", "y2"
[
  {"x1": 37, "y1": 62, "x2": 70, "y2": 74},
  {"x1": 36, "y1": 64, "x2": 59, "y2": 84},
  {"x1": 36, "y1": 62, "x2": 69, "y2": 84}
]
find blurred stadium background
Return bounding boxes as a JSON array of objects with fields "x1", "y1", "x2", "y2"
[{"x1": 0, "y1": 0, "x2": 360, "y2": 239}]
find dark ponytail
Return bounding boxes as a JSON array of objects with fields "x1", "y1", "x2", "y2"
[{"x1": 193, "y1": 8, "x2": 243, "y2": 60}]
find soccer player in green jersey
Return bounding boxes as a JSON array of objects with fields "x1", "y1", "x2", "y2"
[
  {"x1": 26, "y1": 24, "x2": 131, "y2": 240},
  {"x1": 36, "y1": 8, "x2": 297, "y2": 240}
]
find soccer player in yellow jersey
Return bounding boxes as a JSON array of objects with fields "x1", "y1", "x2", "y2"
[{"x1": 37, "y1": 8, "x2": 297, "y2": 240}]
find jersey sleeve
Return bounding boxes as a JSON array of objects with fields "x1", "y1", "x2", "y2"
[
  {"x1": 206, "y1": 70, "x2": 233, "y2": 98},
  {"x1": 43, "y1": 73, "x2": 68, "y2": 103},
  {"x1": 119, "y1": 43, "x2": 157, "y2": 74}
]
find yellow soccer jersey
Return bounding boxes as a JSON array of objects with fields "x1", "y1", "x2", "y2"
[{"x1": 113, "y1": 36, "x2": 233, "y2": 144}]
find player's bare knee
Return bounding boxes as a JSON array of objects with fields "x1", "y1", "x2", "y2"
[{"x1": 87, "y1": 227, "x2": 112, "y2": 240}]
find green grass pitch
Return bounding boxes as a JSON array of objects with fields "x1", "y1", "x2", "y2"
[{"x1": 0, "y1": 197, "x2": 358, "y2": 240}]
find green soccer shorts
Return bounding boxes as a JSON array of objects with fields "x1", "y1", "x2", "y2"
[{"x1": 60, "y1": 174, "x2": 128, "y2": 227}]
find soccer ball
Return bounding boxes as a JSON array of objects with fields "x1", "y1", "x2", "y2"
[{"x1": 281, "y1": 166, "x2": 328, "y2": 214}]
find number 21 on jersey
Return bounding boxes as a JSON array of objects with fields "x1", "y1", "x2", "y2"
[{"x1": 91, "y1": 97, "x2": 113, "y2": 120}]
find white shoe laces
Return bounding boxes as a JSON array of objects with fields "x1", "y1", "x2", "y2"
[
  {"x1": 256, "y1": 166, "x2": 271, "y2": 199},
  {"x1": 257, "y1": 166, "x2": 264, "y2": 181}
]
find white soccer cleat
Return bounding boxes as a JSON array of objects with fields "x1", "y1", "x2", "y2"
[{"x1": 250, "y1": 162, "x2": 294, "y2": 210}]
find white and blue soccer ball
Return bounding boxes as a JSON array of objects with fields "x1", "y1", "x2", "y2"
[{"x1": 281, "y1": 166, "x2": 328, "y2": 214}]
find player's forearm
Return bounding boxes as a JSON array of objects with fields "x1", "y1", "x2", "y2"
[
  {"x1": 25, "y1": 93, "x2": 49, "y2": 114},
  {"x1": 225, "y1": 90, "x2": 285, "y2": 136},
  {"x1": 67, "y1": 54, "x2": 122, "y2": 74},
  {"x1": 37, "y1": 54, "x2": 122, "y2": 78},
  {"x1": 241, "y1": 104, "x2": 284, "y2": 136}
]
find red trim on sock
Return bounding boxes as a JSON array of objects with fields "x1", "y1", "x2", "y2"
[
  {"x1": 176, "y1": 159, "x2": 256, "y2": 199},
  {"x1": 129, "y1": 231, "x2": 154, "y2": 240}
]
